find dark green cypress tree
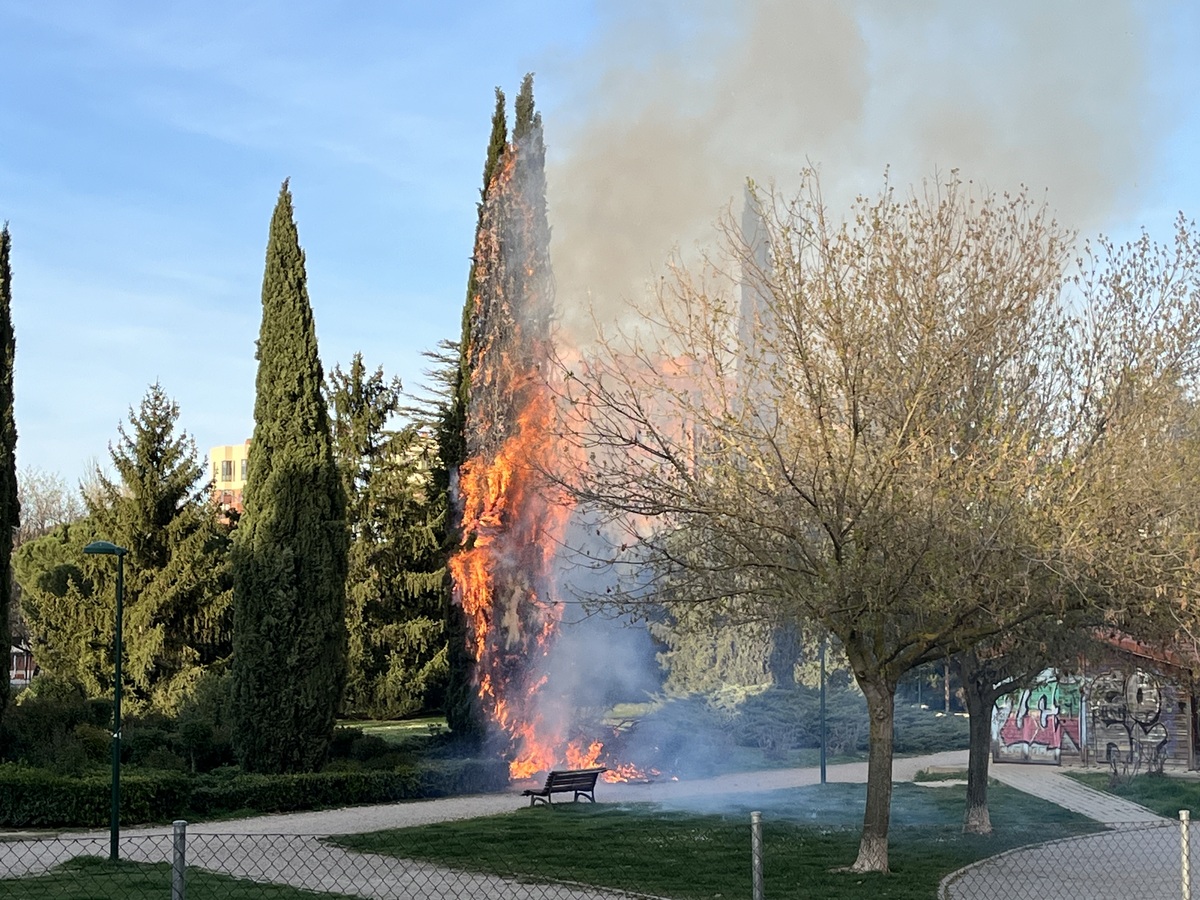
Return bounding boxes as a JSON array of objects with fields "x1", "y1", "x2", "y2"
[
  {"x1": 513, "y1": 72, "x2": 539, "y2": 143},
  {"x1": 232, "y1": 181, "x2": 348, "y2": 773},
  {"x1": 0, "y1": 225, "x2": 18, "y2": 722},
  {"x1": 438, "y1": 87, "x2": 507, "y2": 478},
  {"x1": 439, "y1": 88, "x2": 508, "y2": 741}
]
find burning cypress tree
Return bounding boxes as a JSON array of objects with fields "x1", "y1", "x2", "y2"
[
  {"x1": 441, "y1": 87, "x2": 508, "y2": 741},
  {"x1": 461, "y1": 73, "x2": 553, "y2": 458},
  {"x1": 448, "y1": 74, "x2": 568, "y2": 776},
  {"x1": 0, "y1": 226, "x2": 17, "y2": 723},
  {"x1": 231, "y1": 181, "x2": 348, "y2": 774}
]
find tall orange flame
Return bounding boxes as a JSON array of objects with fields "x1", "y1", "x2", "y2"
[
  {"x1": 447, "y1": 118, "x2": 656, "y2": 785},
  {"x1": 447, "y1": 127, "x2": 583, "y2": 780}
]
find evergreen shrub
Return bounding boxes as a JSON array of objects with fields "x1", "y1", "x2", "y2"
[
  {"x1": 0, "y1": 756, "x2": 509, "y2": 827},
  {"x1": 71, "y1": 723, "x2": 111, "y2": 762},
  {"x1": 893, "y1": 704, "x2": 969, "y2": 754},
  {"x1": 0, "y1": 682, "x2": 108, "y2": 772},
  {"x1": 730, "y1": 688, "x2": 968, "y2": 757},
  {"x1": 0, "y1": 765, "x2": 190, "y2": 827},
  {"x1": 124, "y1": 725, "x2": 177, "y2": 765},
  {"x1": 328, "y1": 725, "x2": 364, "y2": 759},
  {"x1": 733, "y1": 686, "x2": 869, "y2": 756}
]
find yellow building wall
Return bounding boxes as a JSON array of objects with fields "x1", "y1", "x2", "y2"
[{"x1": 209, "y1": 441, "x2": 251, "y2": 513}]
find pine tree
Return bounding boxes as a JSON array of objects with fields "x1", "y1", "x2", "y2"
[
  {"x1": 16, "y1": 385, "x2": 230, "y2": 710},
  {"x1": 330, "y1": 354, "x2": 447, "y2": 718},
  {"x1": 0, "y1": 225, "x2": 17, "y2": 722},
  {"x1": 232, "y1": 181, "x2": 348, "y2": 774},
  {"x1": 88, "y1": 384, "x2": 232, "y2": 710},
  {"x1": 440, "y1": 87, "x2": 508, "y2": 741}
]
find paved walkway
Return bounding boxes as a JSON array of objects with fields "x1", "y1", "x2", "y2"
[
  {"x1": 2, "y1": 750, "x2": 1187, "y2": 899},
  {"x1": 0, "y1": 750, "x2": 974, "y2": 899},
  {"x1": 988, "y1": 762, "x2": 1164, "y2": 824},
  {"x1": 941, "y1": 763, "x2": 1184, "y2": 900}
]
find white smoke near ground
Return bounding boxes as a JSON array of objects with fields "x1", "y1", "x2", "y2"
[{"x1": 544, "y1": 0, "x2": 1161, "y2": 340}]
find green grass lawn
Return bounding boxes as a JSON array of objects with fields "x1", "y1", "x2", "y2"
[
  {"x1": 338, "y1": 716, "x2": 447, "y2": 743},
  {"x1": 0, "y1": 856, "x2": 357, "y2": 899},
  {"x1": 1066, "y1": 770, "x2": 1200, "y2": 818},
  {"x1": 333, "y1": 781, "x2": 1100, "y2": 900}
]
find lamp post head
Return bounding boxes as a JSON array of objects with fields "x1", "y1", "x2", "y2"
[{"x1": 84, "y1": 540, "x2": 128, "y2": 557}]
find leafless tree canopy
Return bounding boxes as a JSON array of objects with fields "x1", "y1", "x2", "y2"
[{"x1": 551, "y1": 171, "x2": 1200, "y2": 871}]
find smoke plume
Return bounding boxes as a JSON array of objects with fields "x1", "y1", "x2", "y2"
[{"x1": 545, "y1": 0, "x2": 1161, "y2": 338}]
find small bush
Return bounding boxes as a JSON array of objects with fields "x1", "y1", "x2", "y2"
[
  {"x1": 728, "y1": 690, "x2": 967, "y2": 758},
  {"x1": 1, "y1": 683, "x2": 100, "y2": 772},
  {"x1": 328, "y1": 726, "x2": 364, "y2": 759},
  {"x1": 893, "y1": 705, "x2": 969, "y2": 754},
  {"x1": 174, "y1": 668, "x2": 235, "y2": 772},
  {"x1": 73, "y1": 723, "x2": 112, "y2": 763},
  {"x1": 349, "y1": 733, "x2": 392, "y2": 761},
  {"x1": 737, "y1": 689, "x2": 809, "y2": 759},
  {"x1": 143, "y1": 748, "x2": 189, "y2": 772},
  {"x1": 123, "y1": 725, "x2": 177, "y2": 766}
]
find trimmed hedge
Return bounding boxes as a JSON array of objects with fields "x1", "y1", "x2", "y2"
[
  {"x1": 0, "y1": 757, "x2": 509, "y2": 828},
  {"x1": 0, "y1": 766, "x2": 191, "y2": 827}
]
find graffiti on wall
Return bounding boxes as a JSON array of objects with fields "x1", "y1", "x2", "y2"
[
  {"x1": 991, "y1": 663, "x2": 1188, "y2": 770},
  {"x1": 1090, "y1": 668, "x2": 1170, "y2": 776},
  {"x1": 992, "y1": 670, "x2": 1083, "y2": 764}
]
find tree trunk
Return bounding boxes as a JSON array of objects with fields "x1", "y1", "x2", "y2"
[
  {"x1": 961, "y1": 667, "x2": 993, "y2": 835},
  {"x1": 849, "y1": 676, "x2": 896, "y2": 872},
  {"x1": 944, "y1": 660, "x2": 951, "y2": 713},
  {"x1": 767, "y1": 620, "x2": 800, "y2": 688}
]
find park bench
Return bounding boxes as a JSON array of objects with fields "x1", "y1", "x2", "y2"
[{"x1": 522, "y1": 767, "x2": 607, "y2": 806}]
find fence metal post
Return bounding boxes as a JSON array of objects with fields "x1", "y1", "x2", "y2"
[
  {"x1": 1182, "y1": 810, "x2": 1193, "y2": 900},
  {"x1": 751, "y1": 810, "x2": 763, "y2": 900},
  {"x1": 172, "y1": 819, "x2": 187, "y2": 900}
]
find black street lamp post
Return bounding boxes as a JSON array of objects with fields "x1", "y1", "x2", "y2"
[
  {"x1": 819, "y1": 635, "x2": 827, "y2": 785},
  {"x1": 83, "y1": 540, "x2": 128, "y2": 862}
]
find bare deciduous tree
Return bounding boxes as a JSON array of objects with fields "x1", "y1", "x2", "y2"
[
  {"x1": 16, "y1": 466, "x2": 84, "y2": 546},
  {"x1": 552, "y1": 172, "x2": 1200, "y2": 872},
  {"x1": 10, "y1": 466, "x2": 86, "y2": 644}
]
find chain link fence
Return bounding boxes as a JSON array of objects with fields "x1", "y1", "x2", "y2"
[
  {"x1": 2, "y1": 818, "x2": 734, "y2": 899},
  {"x1": 942, "y1": 811, "x2": 1195, "y2": 900},
  {"x1": 2, "y1": 812, "x2": 1197, "y2": 899}
]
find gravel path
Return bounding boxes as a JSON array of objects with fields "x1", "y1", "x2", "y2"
[
  {"x1": 1, "y1": 751, "x2": 972, "y2": 898},
  {"x1": 35, "y1": 749, "x2": 1189, "y2": 900},
  {"x1": 940, "y1": 764, "x2": 1184, "y2": 900},
  {"x1": 939, "y1": 822, "x2": 1189, "y2": 900}
]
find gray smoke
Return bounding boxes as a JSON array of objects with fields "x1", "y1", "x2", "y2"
[
  {"x1": 544, "y1": 0, "x2": 1160, "y2": 339},
  {"x1": 519, "y1": 0, "x2": 1163, "y2": 782}
]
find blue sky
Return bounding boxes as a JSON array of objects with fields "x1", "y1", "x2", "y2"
[{"x1": 1, "y1": 1, "x2": 1198, "y2": 487}]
